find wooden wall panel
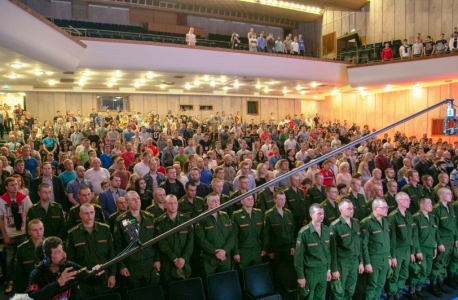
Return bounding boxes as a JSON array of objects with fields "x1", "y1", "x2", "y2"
[
  {"x1": 53, "y1": 93, "x2": 67, "y2": 120},
  {"x1": 429, "y1": 0, "x2": 441, "y2": 39},
  {"x1": 333, "y1": 11, "x2": 342, "y2": 37},
  {"x1": 394, "y1": 0, "x2": 406, "y2": 41},
  {"x1": 354, "y1": 95, "x2": 366, "y2": 126},
  {"x1": 129, "y1": 8, "x2": 154, "y2": 26},
  {"x1": 374, "y1": 94, "x2": 384, "y2": 130},
  {"x1": 153, "y1": 11, "x2": 177, "y2": 25},
  {"x1": 405, "y1": 0, "x2": 416, "y2": 42},
  {"x1": 442, "y1": 1, "x2": 454, "y2": 39},
  {"x1": 382, "y1": 0, "x2": 395, "y2": 42},
  {"x1": 415, "y1": 1, "x2": 429, "y2": 40},
  {"x1": 373, "y1": 0, "x2": 383, "y2": 43},
  {"x1": 453, "y1": 1, "x2": 458, "y2": 33},
  {"x1": 260, "y1": 98, "x2": 277, "y2": 122}
]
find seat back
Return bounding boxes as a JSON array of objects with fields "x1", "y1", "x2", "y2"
[
  {"x1": 243, "y1": 263, "x2": 275, "y2": 297},
  {"x1": 274, "y1": 258, "x2": 298, "y2": 292},
  {"x1": 126, "y1": 285, "x2": 165, "y2": 300},
  {"x1": 208, "y1": 270, "x2": 243, "y2": 300},
  {"x1": 169, "y1": 278, "x2": 206, "y2": 300},
  {"x1": 86, "y1": 293, "x2": 122, "y2": 300}
]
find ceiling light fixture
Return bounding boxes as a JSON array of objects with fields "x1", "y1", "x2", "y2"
[
  {"x1": 160, "y1": 84, "x2": 166, "y2": 89},
  {"x1": 282, "y1": 89, "x2": 288, "y2": 94},
  {"x1": 134, "y1": 82, "x2": 140, "y2": 88},
  {"x1": 82, "y1": 71, "x2": 91, "y2": 76},
  {"x1": 358, "y1": 87, "x2": 365, "y2": 92},
  {"x1": 48, "y1": 79, "x2": 56, "y2": 85},
  {"x1": 210, "y1": 81, "x2": 217, "y2": 86},
  {"x1": 78, "y1": 81, "x2": 85, "y2": 86},
  {"x1": 233, "y1": 82, "x2": 240, "y2": 88},
  {"x1": 18, "y1": 92, "x2": 26, "y2": 96},
  {"x1": 46, "y1": 72, "x2": 54, "y2": 75},
  {"x1": 107, "y1": 82, "x2": 113, "y2": 87},
  {"x1": 203, "y1": 76, "x2": 210, "y2": 81},
  {"x1": 413, "y1": 83, "x2": 421, "y2": 89},
  {"x1": 185, "y1": 84, "x2": 191, "y2": 89},
  {"x1": 6, "y1": 74, "x2": 17, "y2": 79},
  {"x1": 300, "y1": 91, "x2": 306, "y2": 94},
  {"x1": 220, "y1": 77, "x2": 227, "y2": 82},
  {"x1": 311, "y1": 82, "x2": 317, "y2": 87},
  {"x1": 80, "y1": 77, "x2": 87, "y2": 81},
  {"x1": 139, "y1": 78, "x2": 146, "y2": 83},
  {"x1": 268, "y1": 80, "x2": 275, "y2": 85},
  {"x1": 223, "y1": 87, "x2": 229, "y2": 91},
  {"x1": 384, "y1": 85, "x2": 392, "y2": 92},
  {"x1": 146, "y1": 73, "x2": 154, "y2": 79},
  {"x1": 194, "y1": 80, "x2": 200, "y2": 86},
  {"x1": 34, "y1": 71, "x2": 44, "y2": 75},
  {"x1": 9, "y1": 63, "x2": 22, "y2": 68},
  {"x1": 264, "y1": 88, "x2": 269, "y2": 93},
  {"x1": 256, "y1": 84, "x2": 262, "y2": 89},
  {"x1": 115, "y1": 72, "x2": 123, "y2": 77},
  {"x1": 237, "y1": 0, "x2": 322, "y2": 14},
  {"x1": 110, "y1": 78, "x2": 117, "y2": 82},
  {"x1": 314, "y1": 95, "x2": 318, "y2": 99},
  {"x1": 296, "y1": 86, "x2": 302, "y2": 91}
]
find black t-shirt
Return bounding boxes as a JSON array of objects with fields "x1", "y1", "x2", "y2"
[
  {"x1": 59, "y1": 140, "x2": 72, "y2": 151},
  {"x1": 199, "y1": 139, "x2": 212, "y2": 152},
  {"x1": 180, "y1": 115, "x2": 188, "y2": 123},
  {"x1": 151, "y1": 130, "x2": 161, "y2": 142},
  {"x1": 172, "y1": 138, "x2": 183, "y2": 147},
  {"x1": 424, "y1": 41, "x2": 436, "y2": 54},
  {"x1": 28, "y1": 139, "x2": 42, "y2": 151},
  {"x1": 241, "y1": 136, "x2": 253, "y2": 150},
  {"x1": 88, "y1": 134, "x2": 100, "y2": 146},
  {"x1": 436, "y1": 39, "x2": 448, "y2": 52},
  {"x1": 105, "y1": 116, "x2": 113, "y2": 124}
]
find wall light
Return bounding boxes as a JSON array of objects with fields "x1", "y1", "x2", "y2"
[{"x1": 237, "y1": 0, "x2": 322, "y2": 14}]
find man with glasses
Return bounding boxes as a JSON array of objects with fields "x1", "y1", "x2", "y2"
[
  {"x1": 360, "y1": 199, "x2": 391, "y2": 300},
  {"x1": 387, "y1": 192, "x2": 419, "y2": 300},
  {"x1": 329, "y1": 199, "x2": 364, "y2": 300}
]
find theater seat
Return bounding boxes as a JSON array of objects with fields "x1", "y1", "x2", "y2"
[
  {"x1": 169, "y1": 277, "x2": 206, "y2": 300},
  {"x1": 126, "y1": 285, "x2": 165, "y2": 300},
  {"x1": 86, "y1": 292, "x2": 122, "y2": 300},
  {"x1": 273, "y1": 258, "x2": 299, "y2": 300},
  {"x1": 243, "y1": 263, "x2": 281, "y2": 300},
  {"x1": 208, "y1": 270, "x2": 243, "y2": 300}
]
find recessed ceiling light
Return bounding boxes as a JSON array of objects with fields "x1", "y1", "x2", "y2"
[
  {"x1": 220, "y1": 77, "x2": 227, "y2": 82},
  {"x1": 233, "y1": 82, "x2": 240, "y2": 88},
  {"x1": 223, "y1": 87, "x2": 229, "y2": 91},
  {"x1": 139, "y1": 78, "x2": 146, "y2": 83},
  {"x1": 282, "y1": 89, "x2": 288, "y2": 93},
  {"x1": 110, "y1": 78, "x2": 117, "y2": 82},
  {"x1": 185, "y1": 84, "x2": 191, "y2": 89},
  {"x1": 115, "y1": 72, "x2": 123, "y2": 77},
  {"x1": 311, "y1": 82, "x2": 317, "y2": 87},
  {"x1": 78, "y1": 81, "x2": 85, "y2": 86},
  {"x1": 9, "y1": 63, "x2": 22, "y2": 68},
  {"x1": 194, "y1": 80, "x2": 200, "y2": 86},
  {"x1": 413, "y1": 83, "x2": 421, "y2": 89},
  {"x1": 0, "y1": 92, "x2": 5, "y2": 95},
  {"x1": 256, "y1": 84, "x2": 262, "y2": 89},
  {"x1": 82, "y1": 71, "x2": 91, "y2": 76},
  {"x1": 134, "y1": 82, "x2": 140, "y2": 88},
  {"x1": 300, "y1": 91, "x2": 306, "y2": 94},
  {"x1": 264, "y1": 88, "x2": 269, "y2": 93},
  {"x1": 46, "y1": 72, "x2": 54, "y2": 75},
  {"x1": 34, "y1": 71, "x2": 44, "y2": 75},
  {"x1": 210, "y1": 81, "x2": 216, "y2": 86},
  {"x1": 384, "y1": 85, "x2": 392, "y2": 92},
  {"x1": 360, "y1": 91, "x2": 367, "y2": 96},
  {"x1": 203, "y1": 76, "x2": 210, "y2": 81},
  {"x1": 314, "y1": 95, "x2": 318, "y2": 98},
  {"x1": 160, "y1": 84, "x2": 166, "y2": 89},
  {"x1": 358, "y1": 87, "x2": 365, "y2": 91},
  {"x1": 80, "y1": 77, "x2": 87, "y2": 81},
  {"x1": 268, "y1": 81, "x2": 275, "y2": 85},
  {"x1": 18, "y1": 92, "x2": 26, "y2": 96},
  {"x1": 107, "y1": 82, "x2": 113, "y2": 87},
  {"x1": 146, "y1": 73, "x2": 154, "y2": 79},
  {"x1": 48, "y1": 79, "x2": 56, "y2": 85},
  {"x1": 6, "y1": 74, "x2": 17, "y2": 78},
  {"x1": 296, "y1": 86, "x2": 302, "y2": 91}
]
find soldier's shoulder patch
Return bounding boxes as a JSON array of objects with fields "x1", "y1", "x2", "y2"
[
  {"x1": 155, "y1": 213, "x2": 167, "y2": 221},
  {"x1": 69, "y1": 205, "x2": 79, "y2": 212},
  {"x1": 233, "y1": 209, "x2": 242, "y2": 215},
  {"x1": 17, "y1": 239, "x2": 29, "y2": 248},
  {"x1": 299, "y1": 225, "x2": 309, "y2": 234},
  {"x1": 330, "y1": 218, "x2": 341, "y2": 226},
  {"x1": 412, "y1": 212, "x2": 420, "y2": 217},
  {"x1": 115, "y1": 211, "x2": 128, "y2": 221},
  {"x1": 144, "y1": 211, "x2": 155, "y2": 217},
  {"x1": 253, "y1": 208, "x2": 262, "y2": 212},
  {"x1": 296, "y1": 239, "x2": 302, "y2": 247},
  {"x1": 219, "y1": 211, "x2": 228, "y2": 215},
  {"x1": 93, "y1": 203, "x2": 102, "y2": 208},
  {"x1": 67, "y1": 225, "x2": 79, "y2": 234},
  {"x1": 98, "y1": 222, "x2": 110, "y2": 229},
  {"x1": 284, "y1": 208, "x2": 291, "y2": 213}
]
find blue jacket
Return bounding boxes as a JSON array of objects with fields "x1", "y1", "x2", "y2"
[
  {"x1": 143, "y1": 172, "x2": 166, "y2": 193},
  {"x1": 98, "y1": 188, "x2": 126, "y2": 218}
]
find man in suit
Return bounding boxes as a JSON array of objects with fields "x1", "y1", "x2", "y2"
[
  {"x1": 29, "y1": 162, "x2": 67, "y2": 212},
  {"x1": 397, "y1": 168, "x2": 409, "y2": 191},
  {"x1": 98, "y1": 174, "x2": 126, "y2": 219}
]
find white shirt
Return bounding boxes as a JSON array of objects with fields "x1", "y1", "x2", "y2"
[
  {"x1": 84, "y1": 168, "x2": 110, "y2": 194},
  {"x1": 0, "y1": 195, "x2": 32, "y2": 237},
  {"x1": 399, "y1": 44, "x2": 411, "y2": 57},
  {"x1": 261, "y1": 144, "x2": 272, "y2": 157},
  {"x1": 133, "y1": 162, "x2": 149, "y2": 178},
  {"x1": 295, "y1": 150, "x2": 308, "y2": 161}
]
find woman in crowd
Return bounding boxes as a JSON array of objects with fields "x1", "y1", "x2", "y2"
[
  {"x1": 126, "y1": 173, "x2": 139, "y2": 192},
  {"x1": 357, "y1": 161, "x2": 371, "y2": 186},
  {"x1": 13, "y1": 174, "x2": 29, "y2": 195},
  {"x1": 255, "y1": 163, "x2": 267, "y2": 186},
  {"x1": 135, "y1": 178, "x2": 153, "y2": 210},
  {"x1": 336, "y1": 162, "x2": 352, "y2": 188}
]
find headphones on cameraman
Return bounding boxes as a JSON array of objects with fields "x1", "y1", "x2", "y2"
[{"x1": 42, "y1": 238, "x2": 50, "y2": 265}]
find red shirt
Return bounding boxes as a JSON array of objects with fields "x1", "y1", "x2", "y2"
[
  {"x1": 381, "y1": 48, "x2": 393, "y2": 60},
  {"x1": 120, "y1": 151, "x2": 135, "y2": 169},
  {"x1": 158, "y1": 166, "x2": 166, "y2": 175},
  {"x1": 260, "y1": 132, "x2": 271, "y2": 142},
  {"x1": 146, "y1": 145, "x2": 159, "y2": 157},
  {"x1": 318, "y1": 169, "x2": 334, "y2": 186}
]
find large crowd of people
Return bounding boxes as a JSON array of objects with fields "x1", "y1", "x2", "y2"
[{"x1": 1, "y1": 104, "x2": 458, "y2": 300}]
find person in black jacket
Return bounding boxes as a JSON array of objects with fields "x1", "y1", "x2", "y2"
[
  {"x1": 29, "y1": 163, "x2": 67, "y2": 211},
  {"x1": 159, "y1": 166, "x2": 185, "y2": 199},
  {"x1": 26, "y1": 236, "x2": 103, "y2": 300}
]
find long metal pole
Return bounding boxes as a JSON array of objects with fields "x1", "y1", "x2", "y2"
[{"x1": 52, "y1": 98, "x2": 452, "y2": 296}]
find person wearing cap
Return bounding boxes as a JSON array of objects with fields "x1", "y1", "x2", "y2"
[
  {"x1": 360, "y1": 199, "x2": 391, "y2": 300},
  {"x1": 155, "y1": 194, "x2": 194, "y2": 291},
  {"x1": 329, "y1": 199, "x2": 364, "y2": 300},
  {"x1": 285, "y1": 174, "x2": 308, "y2": 234},
  {"x1": 294, "y1": 203, "x2": 331, "y2": 300},
  {"x1": 411, "y1": 197, "x2": 438, "y2": 298},
  {"x1": 431, "y1": 188, "x2": 458, "y2": 293},
  {"x1": 386, "y1": 192, "x2": 419, "y2": 300},
  {"x1": 231, "y1": 195, "x2": 265, "y2": 269},
  {"x1": 321, "y1": 185, "x2": 341, "y2": 227}
]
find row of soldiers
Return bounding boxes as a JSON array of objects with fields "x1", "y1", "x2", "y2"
[{"x1": 19, "y1": 166, "x2": 457, "y2": 299}]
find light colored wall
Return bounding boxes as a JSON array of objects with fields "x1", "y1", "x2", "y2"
[
  {"x1": 20, "y1": 0, "x2": 72, "y2": 19},
  {"x1": 187, "y1": 15, "x2": 283, "y2": 39},
  {"x1": 298, "y1": 0, "x2": 458, "y2": 58},
  {"x1": 23, "y1": 92, "x2": 321, "y2": 124},
  {"x1": 320, "y1": 82, "x2": 458, "y2": 141},
  {"x1": 87, "y1": 5, "x2": 129, "y2": 25}
]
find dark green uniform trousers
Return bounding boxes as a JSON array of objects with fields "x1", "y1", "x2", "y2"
[
  {"x1": 364, "y1": 256, "x2": 388, "y2": 300},
  {"x1": 410, "y1": 247, "x2": 434, "y2": 286},
  {"x1": 304, "y1": 267, "x2": 327, "y2": 300},
  {"x1": 388, "y1": 246, "x2": 410, "y2": 295},
  {"x1": 333, "y1": 258, "x2": 359, "y2": 300},
  {"x1": 432, "y1": 237, "x2": 453, "y2": 280},
  {"x1": 238, "y1": 246, "x2": 262, "y2": 269},
  {"x1": 126, "y1": 257, "x2": 156, "y2": 288},
  {"x1": 202, "y1": 256, "x2": 231, "y2": 277}
]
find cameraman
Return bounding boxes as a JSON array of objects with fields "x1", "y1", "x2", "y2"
[{"x1": 26, "y1": 236, "x2": 103, "y2": 300}]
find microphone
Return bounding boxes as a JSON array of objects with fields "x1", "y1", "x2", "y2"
[
  {"x1": 443, "y1": 99, "x2": 458, "y2": 135},
  {"x1": 122, "y1": 219, "x2": 142, "y2": 246}
]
